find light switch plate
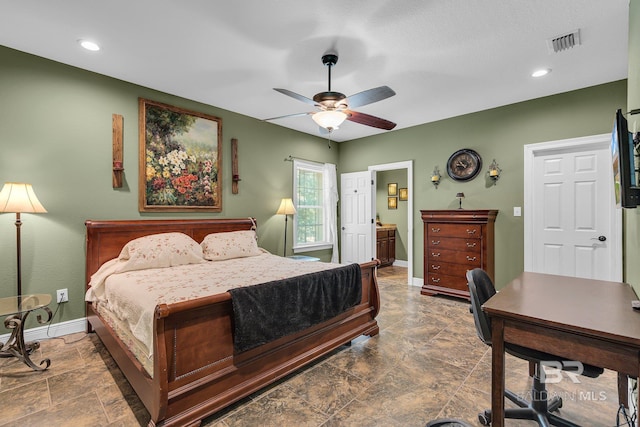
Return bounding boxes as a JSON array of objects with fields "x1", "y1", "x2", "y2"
[{"x1": 514, "y1": 207, "x2": 522, "y2": 217}]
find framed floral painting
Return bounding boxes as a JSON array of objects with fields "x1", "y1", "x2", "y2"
[{"x1": 138, "y1": 98, "x2": 222, "y2": 212}]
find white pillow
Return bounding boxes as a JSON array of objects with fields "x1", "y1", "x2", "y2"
[
  {"x1": 118, "y1": 232, "x2": 204, "y2": 271},
  {"x1": 201, "y1": 230, "x2": 261, "y2": 261}
]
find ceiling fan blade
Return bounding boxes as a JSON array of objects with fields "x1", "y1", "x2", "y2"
[
  {"x1": 344, "y1": 86, "x2": 396, "y2": 109},
  {"x1": 273, "y1": 88, "x2": 317, "y2": 106},
  {"x1": 346, "y1": 110, "x2": 397, "y2": 130},
  {"x1": 263, "y1": 112, "x2": 312, "y2": 121}
]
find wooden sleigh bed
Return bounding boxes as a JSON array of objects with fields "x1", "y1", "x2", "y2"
[{"x1": 85, "y1": 218, "x2": 380, "y2": 427}]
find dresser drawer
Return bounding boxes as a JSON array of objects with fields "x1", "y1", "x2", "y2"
[
  {"x1": 427, "y1": 237, "x2": 480, "y2": 252},
  {"x1": 427, "y1": 272, "x2": 469, "y2": 292},
  {"x1": 377, "y1": 228, "x2": 396, "y2": 239},
  {"x1": 427, "y1": 260, "x2": 473, "y2": 277},
  {"x1": 427, "y1": 248, "x2": 482, "y2": 266},
  {"x1": 427, "y1": 223, "x2": 482, "y2": 238}
]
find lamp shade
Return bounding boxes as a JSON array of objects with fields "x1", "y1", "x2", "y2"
[
  {"x1": 312, "y1": 110, "x2": 347, "y2": 130},
  {"x1": 456, "y1": 192, "x2": 465, "y2": 199},
  {"x1": 0, "y1": 183, "x2": 47, "y2": 213},
  {"x1": 276, "y1": 198, "x2": 296, "y2": 215}
]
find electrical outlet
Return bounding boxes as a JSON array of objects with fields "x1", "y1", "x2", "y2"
[{"x1": 56, "y1": 288, "x2": 68, "y2": 303}]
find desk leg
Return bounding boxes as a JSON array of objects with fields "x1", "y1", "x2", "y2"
[
  {"x1": 617, "y1": 373, "x2": 628, "y2": 409},
  {"x1": 491, "y1": 317, "x2": 505, "y2": 427}
]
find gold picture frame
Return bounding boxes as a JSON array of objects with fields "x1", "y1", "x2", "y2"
[
  {"x1": 139, "y1": 98, "x2": 222, "y2": 212},
  {"x1": 388, "y1": 183, "x2": 398, "y2": 196},
  {"x1": 399, "y1": 188, "x2": 408, "y2": 201},
  {"x1": 388, "y1": 197, "x2": 397, "y2": 209}
]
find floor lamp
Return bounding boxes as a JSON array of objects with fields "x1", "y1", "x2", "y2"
[
  {"x1": 276, "y1": 198, "x2": 296, "y2": 257},
  {"x1": 0, "y1": 183, "x2": 47, "y2": 296}
]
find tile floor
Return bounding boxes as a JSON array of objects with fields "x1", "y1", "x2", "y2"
[{"x1": 0, "y1": 267, "x2": 629, "y2": 426}]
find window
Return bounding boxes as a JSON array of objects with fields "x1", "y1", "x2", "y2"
[{"x1": 292, "y1": 159, "x2": 336, "y2": 252}]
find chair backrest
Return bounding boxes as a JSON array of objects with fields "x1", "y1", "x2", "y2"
[{"x1": 467, "y1": 268, "x2": 496, "y2": 346}]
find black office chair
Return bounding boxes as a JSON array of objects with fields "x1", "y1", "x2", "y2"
[{"x1": 466, "y1": 268, "x2": 603, "y2": 427}]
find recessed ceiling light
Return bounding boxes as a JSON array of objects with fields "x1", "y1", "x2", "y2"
[
  {"x1": 78, "y1": 39, "x2": 100, "y2": 51},
  {"x1": 531, "y1": 68, "x2": 551, "y2": 78}
]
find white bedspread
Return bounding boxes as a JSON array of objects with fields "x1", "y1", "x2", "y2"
[{"x1": 85, "y1": 251, "x2": 341, "y2": 357}]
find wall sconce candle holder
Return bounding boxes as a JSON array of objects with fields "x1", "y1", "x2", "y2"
[
  {"x1": 431, "y1": 166, "x2": 441, "y2": 188},
  {"x1": 487, "y1": 159, "x2": 502, "y2": 185}
]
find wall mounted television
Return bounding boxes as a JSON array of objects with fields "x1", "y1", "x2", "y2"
[{"x1": 611, "y1": 109, "x2": 640, "y2": 208}]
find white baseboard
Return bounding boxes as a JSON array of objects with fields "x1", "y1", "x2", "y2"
[
  {"x1": 392, "y1": 259, "x2": 408, "y2": 267},
  {"x1": 0, "y1": 317, "x2": 87, "y2": 343},
  {"x1": 411, "y1": 277, "x2": 422, "y2": 287}
]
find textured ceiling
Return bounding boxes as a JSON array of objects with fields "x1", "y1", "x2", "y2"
[{"x1": 0, "y1": 0, "x2": 630, "y2": 142}]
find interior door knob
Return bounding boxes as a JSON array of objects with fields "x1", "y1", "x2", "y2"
[{"x1": 591, "y1": 236, "x2": 606, "y2": 242}]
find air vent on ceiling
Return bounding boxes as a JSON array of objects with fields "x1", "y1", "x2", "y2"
[{"x1": 547, "y1": 29, "x2": 581, "y2": 53}]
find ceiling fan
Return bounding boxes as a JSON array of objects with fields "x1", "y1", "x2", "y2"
[{"x1": 266, "y1": 54, "x2": 397, "y2": 134}]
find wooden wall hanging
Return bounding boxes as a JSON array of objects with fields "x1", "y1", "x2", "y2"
[
  {"x1": 112, "y1": 114, "x2": 124, "y2": 188},
  {"x1": 232, "y1": 138, "x2": 240, "y2": 194}
]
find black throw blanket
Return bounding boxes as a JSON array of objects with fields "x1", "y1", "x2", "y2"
[{"x1": 228, "y1": 263, "x2": 362, "y2": 353}]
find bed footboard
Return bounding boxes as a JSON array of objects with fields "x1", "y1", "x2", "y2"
[{"x1": 153, "y1": 260, "x2": 379, "y2": 426}]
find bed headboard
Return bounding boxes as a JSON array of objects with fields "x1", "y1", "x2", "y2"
[{"x1": 85, "y1": 218, "x2": 257, "y2": 286}]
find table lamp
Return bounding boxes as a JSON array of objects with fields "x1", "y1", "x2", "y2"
[
  {"x1": 0, "y1": 183, "x2": 47, "y2": 296},
  {"x1": 276, "y1": 198, "x2": 296, "y2": 257},
  {"x1": 456, "y1": 192, "x2": 465, "y2": 209}
]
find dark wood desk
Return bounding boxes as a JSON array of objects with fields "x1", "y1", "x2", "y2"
[{"x1": 483, "y1": 272, "x2": 640, "y2": 427}]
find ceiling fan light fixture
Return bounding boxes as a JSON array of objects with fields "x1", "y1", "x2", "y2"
[{"x1": 312, "y1": 110, "x2": 347, "y2": 130}]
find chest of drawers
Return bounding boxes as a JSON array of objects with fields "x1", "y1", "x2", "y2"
[{"x1": 420, "y1": 209, "x2": 498, "y2": 300}]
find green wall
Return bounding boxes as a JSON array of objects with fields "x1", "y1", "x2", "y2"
[
  {"x1": 376, "y1": 169, "x2": 408, "y2": 261},
  {"x1": 339, "y1": 80, "x2": 628, "y2": 289},
  {"x1": 0, "y1": 46, "x2": 338, "y2": 328},
  {"x1": 0, "y1": 35, "x2": 632, "y2": 332},
  {"x1": 625, "y1": 0, "x2": 640, "y2": 295}
]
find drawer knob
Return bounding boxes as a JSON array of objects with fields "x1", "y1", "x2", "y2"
[
  {"x1": 431, "y1": 277, "x2": 441, "y2": 283},
  {"x1": 431, "y1": 265, "x2": 441, "y2": 270},
  {"x1": 431, "y1": 240, "x2": 440, "y2": 245},
  {"x1": 466, "y1": 242, "x2": 477, "y2": 248},
  {"x1": 431, "y1": 227, "x2": 441, "y2": 232},
  {"x1": 466, "y1": 229, "x2": 477, "y2": 235},
  {"x1": 431, "y1": 252, "x2": 441, "y2": 257},
  {"x1": 466, "y1": 256, "x2": 477, "y2": 261}
]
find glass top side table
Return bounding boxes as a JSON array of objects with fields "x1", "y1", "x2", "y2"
[{"x1": 0, "y1": 294, "x2": 53, "y2": 370}]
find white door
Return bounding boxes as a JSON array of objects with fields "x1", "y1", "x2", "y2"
[
  {"x1": 525, "y1": 134, "x2": 621, "y2": 281},
  {"x1": 340, "y1": 171, "x2": 375, "y2": 264}
]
